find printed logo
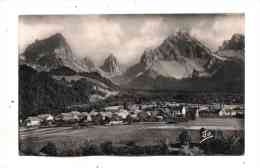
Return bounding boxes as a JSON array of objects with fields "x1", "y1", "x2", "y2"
[{"x1": 200, "y1": 128, "x2": 214, "y2": 143}]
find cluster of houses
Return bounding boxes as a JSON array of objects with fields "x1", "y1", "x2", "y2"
[{"x1": 22, "y1": 102, "x2": 244, "y2": 127}]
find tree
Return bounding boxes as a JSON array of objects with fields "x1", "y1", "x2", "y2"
[
  {"x1": 178, "y1": 130, "x2": 191, "y2": 146},
  {"x1": 40, "y1": 142, "x2": 57, "y2": 156},
  {"x1": 126, "y1": 115, "x2": 133, "y2": 124}
]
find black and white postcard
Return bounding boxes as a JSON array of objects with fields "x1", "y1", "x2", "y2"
[
  {"x1": 1, "y1": 1, "x2": 259, "y2": 168},
  {"x1": 18, "y1": 14, "x2": 245, "y2": 156}
]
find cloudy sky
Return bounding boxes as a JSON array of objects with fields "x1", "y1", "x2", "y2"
[{"x1": 19, "y1": 14, "x2": 244, "y2": 65}]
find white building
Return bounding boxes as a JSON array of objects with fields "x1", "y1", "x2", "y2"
[
  {"x1": 181, "y1": 106, "x2": 186, "y2": 116},
  {"x1": 55, "y1": 112, "x2": 80, "y2": 122},
  {"x1": 81, "y1": 112, "x2": 92, "y2": 122},
  {"x1": 219, "y1": 104, "x2": 244, "y2": 117},
  {"x1": 117, "y1": 109, "x2": 129, "y2": 119},
  {"x1": 37, "y1": 114, "x2": 54, "y2": 122}
]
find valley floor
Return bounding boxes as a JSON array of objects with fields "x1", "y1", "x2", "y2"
[{"x1": 19, "y1": 118, "x2": 244, "y2": 156}]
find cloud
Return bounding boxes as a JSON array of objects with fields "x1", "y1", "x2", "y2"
[
  {"x1": 116, "y1": 17, "x2": 167, "y2": 64},
  {"x1": 63, "y1": 16, "x2": 124, "y2": 64},
  {"x1": 19, "y1": 14, "x2": 244, "y2": 65},
  {"x1": 190, "y1": 15, "x2": 245, "y2": 50},
  {"x1": 19, "y1": 16, "x2": 125, "y2": 64}
]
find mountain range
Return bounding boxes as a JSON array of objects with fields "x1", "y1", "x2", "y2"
[
  {"x1": 20, "y1": 32, "x2": 244, "y2": 91},
  {"x1": 19, "y1": 32, "x2": 244, "y2": 117},
  {"x1": 116, "y1": 32, "x2": 244, "y2": 92}
]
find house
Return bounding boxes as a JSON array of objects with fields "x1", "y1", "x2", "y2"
[
  {"x1": 71, "y1": 111, "x2": 81, "y2": 116},
  {"x1": 19, "y1": 119, "x2": 23, "y2": 126},
  {"x1": 165, "y1": 102, "x2": 177, "y2": 107},
  {"x1": 81, "y1": 112, "x2": 92, "y2": 122},
  {"x1": 55, "y1": 112, "x2": 80, "y2": 123},
  {"x1": 196, "y1": 109, "x2": 199, "y2": 118},
  {"x1": 209, "y1": 103, "x2": 222, "y2": 111},
  {"x1": 91, "y1": 113, "x2": 103, "y2": 125},
  {"x1": 132, "y1": 109, "x2": 142, "y2": 114},
  {"x1": 117, "y1": 109, "x2": 130, "y2": 120},
  {"x1": 111, "y1": 113, "x2": 122, "y2": 121},
  {"x1": 219, "y1": 109, "x2": 232, "y2": 117},
  {"x1": 149, "y1": 110, "x2": 160, "y2": 116},
  {"x1": 137, "y1": 111, "x2": 150, "y2": 122},
  {"x1": 128, "y1": 112, "x2": 138, "y2": 120},
  {"x1": 198, "y1": 105, "x2": 209, "y2": 112},
  {"x1": 170, "y1": 106, "x2": 184, "y2": 117},
  {"x1": 196, "y1": 105, "x2": 211, "y2": 118},
  {"x1": 127, "y1": 104, "x2": 140, "y2": 111},
  {"x1": 146, "y1": 111, "x2": 162, "y2": 122},
  {"x1": 126, "y1": 113, "x2": 139, "y2": 123},
  {"x1": 89, "y1": 111, "x2": 99, "y2": 116},
  {"x1": 37, "y1": 114, "x2": 54, "y2": 125},
  {"x1": 181, "y1": 106, "x2": 186, "y2": 116},
  {"x1": 83, "y1": 111, "x2": 113, "y2": 125},
  {"x1": 141, "y1": 104, "x2": 156, "y2": 110},
  {"x1": 108, "y1": 120, "x2": 123, "y2": 125},
  {"x1": 199, "y1": 110, "x2": 219, "y2": 118},
  {"x1": 219, "y1": 104, "x2": 244, "y2": 117},
  {"x1": 185, "y1": 107, "x2": 197, "y2": 120},
  {"x1": 100, "y1": 112, "x2": 113, "y2": 124},
  {"x1": 101, "y1": 111, "x2": 113, "y2": 119},
  {"x1": 37, "y1": 114, "x2": 54, "y2": 122},
  {"x1": 24, "y1": 117, "x2": 41, "y2": 127}
]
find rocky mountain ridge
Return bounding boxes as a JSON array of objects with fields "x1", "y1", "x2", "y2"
[
  {"x1": 21, "y1": 33, "x2": 96, "y2": 72},
  {"x1": 120, "y1": 32, "x2": 244, "y2": 92}
]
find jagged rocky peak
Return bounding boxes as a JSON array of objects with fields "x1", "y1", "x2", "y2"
[
  {"x1": 216, "y1": 33, "x2": 245, "y2": 61},
  {"x1": 46, "y1": 33, "x2": 66, "y2": 45},
  {"x1": 219, "y1": 33, "x2": 245, "y2": 50},
  {"x1": 101, "y1": 54, "x2": 121, "y2": 74},
  {"x1": 139, "y1": 31, "x2": 214, "y2": 67},
  {"x1": 169, "y1": 30, "x2": 192, "y2": 40},
  {"x1": 22, "y1": 33, "x2": 74, "y2": 69},
  {"x1": 20, "y1": 33, "x2": 94, "y2": 72},
  {"x1": 24, "y1": 33, "x2": 68, "y2": 57},
  {"x1": 162, "y1": 31, "x2": 213, "y2": 60}
]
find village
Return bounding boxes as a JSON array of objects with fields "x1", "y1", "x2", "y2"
[{"x1": 21, "y1": 101, "x2": 244, "y2": 128}]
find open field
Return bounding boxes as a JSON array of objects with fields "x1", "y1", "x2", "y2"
[{"x1": 19, "y1": 118, "x2": 244, "y2": 155}]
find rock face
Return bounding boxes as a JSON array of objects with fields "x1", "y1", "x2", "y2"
[
  {"x1": 125, "y1": 31, "x2": 221, "y2": 80},
  {"x1": 21, "y1": 33, "x2": 93, "y2": 72},
  {"x1": 100, "y1": 54, "x2": 121, "y2": 75},
  {"x1": 219, "y1": 34, "x2": 245, "y2": 50},
  {"x1": 122, "y1": 32, "x2": 244, "y2": 92},
  {"x1": 217, "y1": 33, "x2": 245, "y2": 61}
]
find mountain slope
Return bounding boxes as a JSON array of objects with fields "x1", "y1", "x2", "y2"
[{"x1": 19, "y1": 65, "x2": 119, "y2": 119}]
